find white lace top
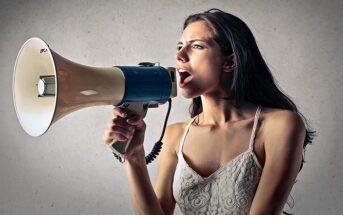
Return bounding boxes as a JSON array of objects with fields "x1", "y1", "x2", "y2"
[{"x1": 173, "y1": 106, "x2": 263, "y2": 215}]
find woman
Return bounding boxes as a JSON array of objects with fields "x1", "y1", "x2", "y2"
[{"x1": 103, "y1": 9, "x2": 315, "y2": 215}]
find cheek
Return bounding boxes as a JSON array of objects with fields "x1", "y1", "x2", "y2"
[
  {"x1": 182, "y1": 52, "x2": 224, "y2": 97},
  {"x1": 193, "y1": 50, "x2": 223, "y2": 70},
  {"x1": 194, "y1": 57, "x2": 222, "y2": 82}
]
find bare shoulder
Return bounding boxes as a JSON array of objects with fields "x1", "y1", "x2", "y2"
[
  {"x1": 249, "y1": 107, "x2": 307, "y2": 213},
  {"x1": 162, "y1": 120, "x2": 192, "y2": 155},
  {"x1": 260, "y1": 107, "x2": 306, "y2": 148},
  {"x1": 261, "y1": 107, "x2": 305, "y2": 131}
]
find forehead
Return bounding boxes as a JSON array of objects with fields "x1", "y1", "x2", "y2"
[{"x1": 180, "y1": 20, "x2": 215, "y2": 41}]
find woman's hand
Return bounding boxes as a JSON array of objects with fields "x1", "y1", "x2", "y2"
[{"x1": 103, "y1": 107, "x2": 147, "y2": 161}]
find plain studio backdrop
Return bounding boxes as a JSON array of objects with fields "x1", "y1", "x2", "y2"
[{"x1": 0, "y1": 0, "x2": 342, "y2": 214}]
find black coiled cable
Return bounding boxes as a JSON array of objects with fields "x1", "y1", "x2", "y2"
[{"x1": 145, "y1": 98, "x2": 172, "y2": 164}]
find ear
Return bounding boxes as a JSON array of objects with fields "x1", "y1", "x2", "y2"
[{"x1": 222, "y1": 54, "x2": 235, "y2": 73}]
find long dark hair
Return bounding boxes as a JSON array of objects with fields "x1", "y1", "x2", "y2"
[{"x1": 183, "y1": 9, "x2": 316, "y2": 171}]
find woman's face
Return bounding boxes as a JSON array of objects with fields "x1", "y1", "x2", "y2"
[{"x1": 176, "y1": 20, "x2": 229, "y2": 99}]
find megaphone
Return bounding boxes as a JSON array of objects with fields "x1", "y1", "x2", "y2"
[{"x1": 13, "y1": 37, "x2": 177, "y2": 164}]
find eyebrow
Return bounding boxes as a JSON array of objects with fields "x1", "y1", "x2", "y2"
[{"x1": 177, "y1": 39, "x2": 210, "y2": 46}]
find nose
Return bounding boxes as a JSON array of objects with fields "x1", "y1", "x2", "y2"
[{"x1": 176, "y1": 47, "x2": 189, "y2": 63}]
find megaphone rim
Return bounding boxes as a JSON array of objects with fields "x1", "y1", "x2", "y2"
[{"x1": 13, "y1": 37, "x2": 58, "y2": 137}]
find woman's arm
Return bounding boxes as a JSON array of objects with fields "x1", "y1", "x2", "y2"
[
  {"x1": 249, "y1": 111, "x2": 306, "y2": 215},
  {"x1": 154, "y1": 123, "x2": 184, "y2": 214},
  {"x1": 124, "y1": 123, "x2": 180, "y2": 215},
  {"x1": 124, "y1": 156, "x2": 165, "y2": 214},
  {"x1": 103, "y1": 108, "x2": 180, "y2": 215}
]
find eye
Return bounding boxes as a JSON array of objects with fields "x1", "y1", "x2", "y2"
[
  {"x1": 176, "y1": 45, "x2": 182, "y2": 51},
  {"x1": 192, "y1": 44, "x2": 204, "y2": 49}
]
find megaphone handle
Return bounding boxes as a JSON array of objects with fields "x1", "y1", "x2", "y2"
[{"x1": 109, "y1": 103, "x2": 149, "y2": 162}]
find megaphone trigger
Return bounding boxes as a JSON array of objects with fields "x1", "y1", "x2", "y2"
[{"x1": 119, "y1": 102, "x2": 149, "y2": 119}]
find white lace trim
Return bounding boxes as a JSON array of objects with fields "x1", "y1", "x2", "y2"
[{"x1": 173, "y1": 106, "x2": 263, "y2": 214}]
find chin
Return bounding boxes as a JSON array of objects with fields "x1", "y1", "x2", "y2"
[{"x1": 180, "y1": 88, "x2": 201, "y2": 99}]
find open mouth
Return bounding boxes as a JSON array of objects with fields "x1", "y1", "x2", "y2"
[{"x1": 178, "y1": 69, "x2": 193, "y2": 87}]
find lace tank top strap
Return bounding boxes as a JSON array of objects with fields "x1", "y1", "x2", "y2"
[
  {"x1": 248, "y1": 105, "x2": 262, "y2": 151},
  {"x1": 178, "y1": 117, "x2": 197, "y2": 155}
]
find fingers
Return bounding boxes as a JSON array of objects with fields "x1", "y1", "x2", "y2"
[
  {"x1": 112, "y1": 107, "x2": 129, "y2": 118},
  {"x1": 103, "y1": 126, "x2": 132, "y2": 144},
  {"x1": 112, "y1": 107, "x2": 144, "y2": 129},
  {"x1": 126, "y1": 115, "x2": 145, "y2": 130},
  {"x1": 103, "y1": 107, "x2": 146, "y2": 146},
  {"x1": 103, "y1": 107, "x2": 138, "y2": 143},
  {"x1": 103, "y1": 116, "x2": 135, "y2": 144},
  {"x1": 111, "y1": 116, "x2": 135, "y2": 132}
]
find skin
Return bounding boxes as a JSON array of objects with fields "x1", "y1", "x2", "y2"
[{"x1": 103, "y1": 21, "x2": 306, "y2": 215}]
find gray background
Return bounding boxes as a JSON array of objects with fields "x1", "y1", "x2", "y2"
[{"x1": 0, "y1": 0, "x2": 342, "y2": 214}]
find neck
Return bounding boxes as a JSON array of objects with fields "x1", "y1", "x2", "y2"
[{"x1": 198, "y1": 95, "x2": 256, "y2": 126}]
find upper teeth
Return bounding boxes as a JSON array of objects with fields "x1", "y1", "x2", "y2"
[{"x1": 178, "y1": 69, "x2": 189, "y2": 74}]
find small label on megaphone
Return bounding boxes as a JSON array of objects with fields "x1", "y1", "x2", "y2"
[{"x1": 80, "y1": 90, "x2": 98, "y2": 96}]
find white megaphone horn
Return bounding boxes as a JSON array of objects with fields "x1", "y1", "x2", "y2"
[{"x1": 13, "y1": 37, "x2": 177, "y2": 164}]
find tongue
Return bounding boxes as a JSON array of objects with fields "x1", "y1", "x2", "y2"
[
  {"x1": 180, "y1": 73, "x2": 191, "y2": 84},
  {"x1": 180, "y1": 73, "x2": 192, "y2": 85}
]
